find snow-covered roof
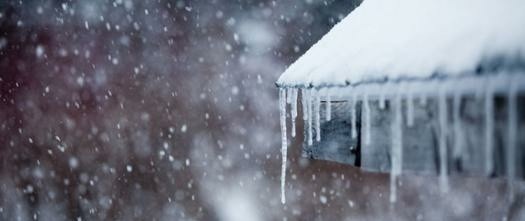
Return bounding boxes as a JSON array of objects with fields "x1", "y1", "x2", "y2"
[{"x1": 277, "y1": 0, "x2": 525, "y2": 88}]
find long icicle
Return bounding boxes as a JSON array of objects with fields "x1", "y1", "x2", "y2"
[
  {"x1": 452, "y1": 91, "x2": 463, "y2": 159},
  {"x1": 420, "y1": 92, "x2": 427, "y2": 106},
  {"x1": 438, "y1": 88, "x2": 449, "y2": 193},
  {"x1": 279, "y1": 88, "x2": 288, "y2": 204},
  {"x1": 302, "y1": 88, "x2": 308, "y2": 121},
  {"x1": 291, "y1": 88, "x2": 298, "y2": 138},
  {"x1": 286, "y1": 88, "x2": 292, "y2": 104},
  {"x1": 379, "y1": 87, "x2": 386, "y2": 110},
  {"x1": 326, "y1": 94, "x2": 332, "y2": 121},
  {"x1": 390, "y1": 169, "x2": 397, "y2": 203},
  {"x1": 315, "y1": 90, "x2": 321, "y2": 142},
  {"x1": 406, "y1": 91, "x2": 414, "y2": 127},
  {"x1": 351, "y1": 94, "x2": 357, "y2": 139},
  {"x1": 507, "y1": 80, "x2": 517, "y2": 200},
  {"x1": 364, "y1": 93, "x2": 371, "y2": 146},
  {"x1": 395, "y1": 94, "x2": 403, "y2": 178},
  {"x1": 390, "y1": 93, "x2": 403, "y2": 203},
  {"x1": 307, "y1": 89, "x2": 313, "y2": 146},
  {"x1": 484, "y1": 82, "x2": 494, "y2": 176}
]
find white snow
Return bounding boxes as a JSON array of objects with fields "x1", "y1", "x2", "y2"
[
  {"x1": 0, "y1": 38, "x2": 6, "y2": 50},
  {"x1": 276, "y1": 0, "x2": 525, "y2": 88},
  {"x1": 68, "y1": 157, "x2": 79, "y2": 169},
  {"x1": 126, "y1": 165, "x2": 133, "y2": 173},
  {"x1": 215, "y1": 190, "x2": 262, "y2": 221},
  {"x1": 35, "y1": 45, "x2": 44, "y2": 57},
  {"x1": 319, "y1": 195, "x2": 328, "y2": 204},
  {"x1": 237, "y1": 20, "x2": 278, "y2": 52}
]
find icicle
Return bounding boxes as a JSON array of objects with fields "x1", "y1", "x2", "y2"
[
  {"x1": 406, "y1": 92, "x2": 414, "y2": 127},
  {"x1": 279, "y1": 88, "x2": 288, "y2": 204},
  {"x1": 326, "y1": 95, "x2": 332, "y2": 121},
  {"x1": 315, "y1": 90, "x2": 321, "y2": 142},
  {"x1": 389, "y1": 170, "x2": 397, "y2": 203},
  {"x1": 291, "y1": 89, "x2": 298, "y2": 138},
  {"x1": 390, "y1": 94, "x2": 403, "y2": 203},
  {"x1": 419, "y1": 93, "x2": 427, "y2": 106},
  {"x1": 363, "y1": 93, "x2": 371, "y2": 146},
  {"x1": 484, "y1": 83, "x2": 494, "y2": 176},
  {"x1": 438, "y1": 89, "x2": 449, "y2": 193},
  {"x1": 394, "y1": 94, "x2": 403, "y2": 177},
  {"x1": 302, "y1": 88, "x2": 308, "y2": 121},
  {"x1": 379, "y1": 91, "x2": 386, "y2": 110},
  {"x1": 286, "y1": 88, "x2": 292, "y2": 104},
  {"x1": 307, "y1": 89, "x2": 313, "y2": 146},
  {"x1": 452, "y1": 91, "x2": 463, "y2": 159},
  {"x1": 379, "y1": 84, "x2": 387, "y2": 109},
  {"x1": 507, "y1": 80, "x2": 517, "y2": 199},
  {"x1": 350, "y1": 94, "x2": 357, "y2": 139}
]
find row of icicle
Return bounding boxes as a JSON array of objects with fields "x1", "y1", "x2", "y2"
[{"x1": 279, "y1": 76, "x2": 520, "y2": 204}]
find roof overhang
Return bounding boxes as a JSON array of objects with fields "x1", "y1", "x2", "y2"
[{"x1": 276, "y1": 0, "x2": 525, "y2": 89}]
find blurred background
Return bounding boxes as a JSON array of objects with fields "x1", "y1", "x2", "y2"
[{"x1": 0, "y1": 0, "x2": 518, "y2": 220}]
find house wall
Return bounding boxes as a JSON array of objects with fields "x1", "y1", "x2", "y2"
[
  {"x1": 302, "y1": 101, "x2": 360, "y2": 166},
  {"x1": 303, "y1": 95, "x2": 525, "y2": 179}
]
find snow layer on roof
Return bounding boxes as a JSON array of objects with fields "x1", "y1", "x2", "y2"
[{"x1": 277, "y1": 0, "x2": 525, "y2": 88}]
